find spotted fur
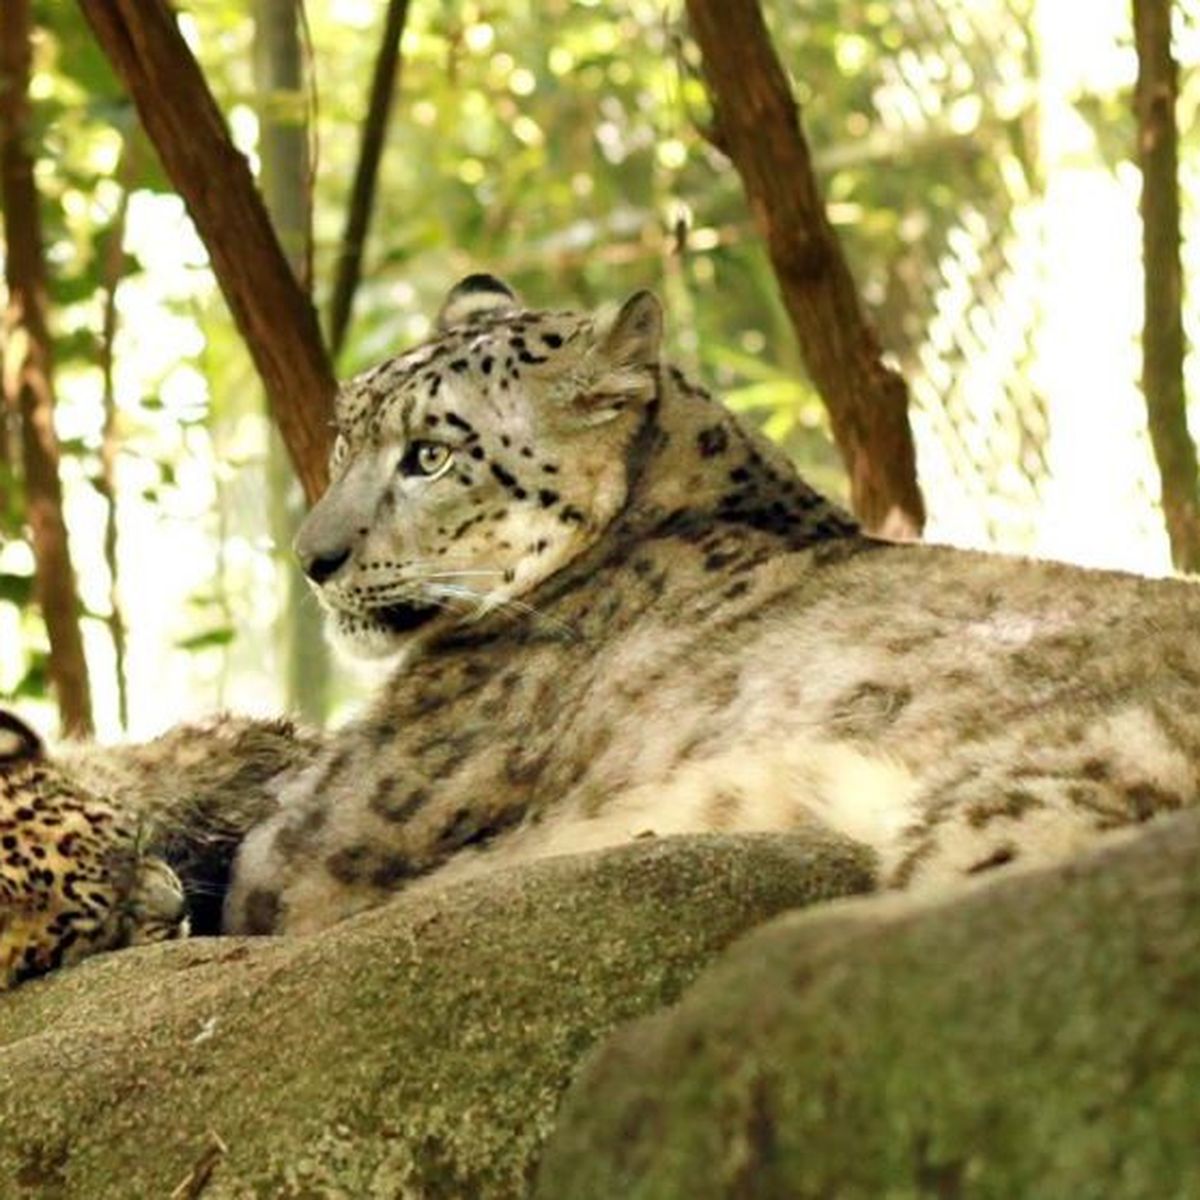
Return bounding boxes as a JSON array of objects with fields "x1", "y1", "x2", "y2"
[
  {"x1": 58, "y1": 714, "x2": 324, "y2": 936},
  {"x1": 0, "y1": 711, "x2": 187, "y2": 989},
  {"x1": 8, "y1": 277, "x2": 1199, "y2": 950},
  {"x1": 215, "y1": 276, "x2": 1200, "y2": 935}
]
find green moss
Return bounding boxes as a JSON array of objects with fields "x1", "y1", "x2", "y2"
[
  {"x1": 536, "y1": 814, "x2": 1200, "y2": 1200},
  {"x1": 0, "y1": 831, "x2": 870, "y2": 1198}
]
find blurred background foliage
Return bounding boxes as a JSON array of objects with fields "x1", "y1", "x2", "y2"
[{"x1": 0, "y1": 0, "x2": 1197, "y2": 736}]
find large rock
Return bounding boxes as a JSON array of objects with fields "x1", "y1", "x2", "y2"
[
  {"x1": 536, "y1": 812, "x2": 1200, "y2": 1200},
  {"x1": 0, "y1": 831, "x2": 870, "y2": 1198}
]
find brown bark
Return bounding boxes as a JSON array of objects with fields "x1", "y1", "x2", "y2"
[
  {"x1": 1133, "y1": 0, "x2": 1199, "y2": 572},
  {"x1": 1, "y1": 0, "x2": 94, "y2": 735},
  {"x1": 76, "y1": 0, "x2": 335, "y2": 503},
  {"x1": 684, "y1": 0, "x2": 925, "y2": 537},
  {"x1": 328, "y1": 0, "x2": 411, "y2": 362},
  {"x1": 0, "y1": 309, "x2": 12, "y2": 525},
  {"x1": 0, "y1": 363, "x2": 12, "y2": 529}
]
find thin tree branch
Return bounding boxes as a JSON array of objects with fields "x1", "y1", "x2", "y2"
[
  {"x1": 255, "y1": 0, "x2": 331, "y2": 725},
  {"x1": 294, "y1": 0, "x2": 320, "y2": 293},
  {"x1": 1, "y1": 0, "x2": 94, "y2": 734},
  {"x1": 328, "y1": 0, "x2": 411, "y2": 362},
  {"x1": 96, "y1": 147, "x2": 135, "y2": 732},
  {"x1": 1133, "y1": 0, "x2": 1198, "y2": 572},
  {"x1": 253, "y1": 0, "x2": 313, "y2": 282},
  {"x1": 76, "y1": 0, "x2": 336, "y2": 503},
  {"x1": 684, "y1": 0, "x2": 925, "y2": 537}
]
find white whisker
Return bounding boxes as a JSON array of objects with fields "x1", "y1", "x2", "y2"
[
  {"x1": 362, "y1": 579, "x2": 485, "y2": 608},
  {"x1": 423, "y1": 581, "x2": 490, "y2": 615},
  {"x1": 417, "y1": 570, "x2": 507, "y2": 580},
  {"x1": 350, "y1": 570, "x2": 505, "y2": 606},
  {"x1": 398, "y1": 559, "x2": 501, "y2": 574},
  {"x1": 327, "y1": 567, "x2": 580, "y2": 643},
  {"x1": 472, "y1": 592, "x2": 581, "y2": 643}
]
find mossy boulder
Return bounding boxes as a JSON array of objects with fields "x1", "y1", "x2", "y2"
[
  {"x1": 535, "y1": 812, "x2": 1200, "y2": 1200},
  {"x1": 0, "y1": 831, "x2": 870, "y2": 1198}
]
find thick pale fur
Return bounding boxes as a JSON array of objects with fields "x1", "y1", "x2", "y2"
[{"x1": 217, "y1": 278, "x2": 1200, "y2": 936}]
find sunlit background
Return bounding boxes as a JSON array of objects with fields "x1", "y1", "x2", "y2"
[{"x1": 1, "y1": 0, "x2": 1198, "y2": 739}]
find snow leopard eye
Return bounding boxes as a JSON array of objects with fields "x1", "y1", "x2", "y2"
[{"x1": 399, "y1": 440, "x2": 453, "y2": 479}]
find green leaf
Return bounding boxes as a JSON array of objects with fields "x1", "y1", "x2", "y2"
[
  {"x1": 0, "y1": 573, "x2": 35, "y2": 606},
  {"x1": 176, "y1": 628, "x2": 236, "y2": 651},
  {"x1": 11, "y1": 658, "x2": 49, "y2": 701}
]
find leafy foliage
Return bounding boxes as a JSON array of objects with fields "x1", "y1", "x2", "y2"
[{"x1": 0, "y1": 0, "x2": 1193, "y2": 732}]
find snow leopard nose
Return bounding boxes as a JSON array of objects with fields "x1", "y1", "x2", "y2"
[
  {"x1": 300, "y1": 546, "x2": 351, "y2": 585},
  {"x1": 294, "y1": 454, "x2": 384, "y2": 585}
]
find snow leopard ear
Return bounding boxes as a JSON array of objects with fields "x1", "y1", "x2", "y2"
[
  {"x1": 0, "y1": 710, "x2": 44, "y2": 766},
  {"x1": 597, "y1": 291, "x2": 662, "y2": 370},
  {"x1": 571, "y1": 291, "x2": 663, "y2": 425},
  {"x1": 436, "y1": 273, "x2": 519, "y2": 330}
]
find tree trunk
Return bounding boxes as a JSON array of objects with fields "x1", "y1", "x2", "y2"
[
  {"x1": 1133, "y1": 0, "x2": 1199, "y2": 572},
  {"x1": 0, "y1": 0, "x2": 94, "y2": 735},
  {"x1": 254, "y1": 0, "x2": 330, "y2": 725},
  {"x1": 684, "y1": 0, "x2": 925, "y2": 538},
  {"x1": 327, "y1": 0, "x2": 411, "y2": 362},
  {"x1": 0, "y1": 372, "x2": 12, "y2": 532},
  {"x1": 76, "y1": 0, "x2": 336, "y2": 503}
]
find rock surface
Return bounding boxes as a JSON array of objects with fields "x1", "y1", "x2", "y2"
[
  {"x1": 535, "y1": 812, "x2": 1200, "y2": 1200},
  {"x1": 0, "y1": 831, "x2": 871, "y2": 1198}
]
